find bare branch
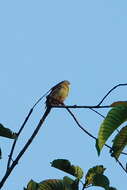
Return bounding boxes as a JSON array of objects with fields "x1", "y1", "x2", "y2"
[
  {"x1": 65, "y1": 107, "x2": 97, "y2": 140},
  {"x1": 52, "y1": 105, "x2": 111, "y2": 108},
  {"x1": 63, "y1": 105, "x2": 127, "y2": 154},
  {"x1": 89, "y1": 108, "x2": 119, "y2": 133},
  {"x1": 89, "y1": 108, "x2": 105, "y2": 119},
  {"x1": 65, "y1": 106, "x2": 127, "y2": 174},
  {"x1": 97, "y1": 83, "x2": 127, "y2": 106},
  {"x1": 7, "y1": 90, "x2": 50, "y2": 171},
  {"x1": 116, "y1": 158, "x2": 127, "y2": 173},
  {"x1": 0, "y1": 107, "x2": 51, "y2": 189}
]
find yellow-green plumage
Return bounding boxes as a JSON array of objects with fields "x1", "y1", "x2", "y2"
[{"x1": 46, "y1": 80, "x2": 70, "y2": 107}]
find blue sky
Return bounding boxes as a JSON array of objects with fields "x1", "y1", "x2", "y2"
[{"x1": 0, "y1": 0, "x2": 127, "y2": 189}]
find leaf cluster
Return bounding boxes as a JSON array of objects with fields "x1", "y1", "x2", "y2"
[
  {"x1": 96, "y1": 102, "x2": 127, "y2": 159},
  {"x1": 25, "y1": 159, "x2": 117, "y2": 190}
]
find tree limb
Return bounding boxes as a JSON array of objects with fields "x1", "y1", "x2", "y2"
[
  {"x1": 7, "y1": 90, "x2": 50, "y2": 171},
  {"x1": 0, "y1": 107, "x2": 51, "y2": 189}
]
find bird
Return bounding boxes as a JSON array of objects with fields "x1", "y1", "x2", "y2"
[{"x1": 46, "y1": 80, "x2": 70, "y2": 108}]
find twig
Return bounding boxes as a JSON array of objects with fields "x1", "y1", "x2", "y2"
[
  {"x1": 97, "y1": 83, "x2": 127, "y2": 106},
  {"x1": 0, "y1": 107, "x2": 51, "y2": 189},
  {"x1": 116, "y1": 158, "x2": 127, "y2": 173},
  {"x1": 66, "y1": 107, "x2": 97, "y2": 140},
  {"x1": 65, "y1": 107, "x2": 127, "y2": 174},
  {"x1": 7, "y1": 82, "x2": 70, "y2": 171},
  {"x1": 64, "y1": 106, "x2": 127, "y2": 155},
  {"x1": 65, "y1": 107, "x2": 107, "y2": 144},
  {"x1": 7, "y1": 109, "x2": 33, "y2": 171},
  {"x1": 7, "y1": 90, "x2": 50, "y2": 171},
  {"x1": 53, "y1": 105, "x2": 111, "y2": 108},
  {"x1": 89, "y1": 108, "x2": 105, "y2": 119},
  {"x1": 89, "y1": 108, "x2": 120, "y2": 133}
]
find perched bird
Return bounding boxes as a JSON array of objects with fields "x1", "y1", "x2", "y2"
[{"x1": 46, "y1": 80, "x2": 70, "y2": 107}]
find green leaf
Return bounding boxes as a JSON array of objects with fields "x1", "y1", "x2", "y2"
[
  {"x1": 39, "y1": 178, "x2": 77, "y2": 190},
  {"x1": 26, "y1": 179, "x2": 39, "y2": 190},
  {"x1": 39, "y1": 179, "x2": 65, "y2": 190},
  {"x1": 111, "y1": 101, "x2": 127, "y2": 107},
  {"x1": 63, "y1": 176, "x2": 74, "y2": 186},
  {"x1": 51, "y1": 159, "x2": 84, "y2": 179},
  {"x1": 93, "y1": 174, "x2": 110, "y2": 190},
  {"x1": 96, "y1": 105, "x2": 127, "y2": 155},
  {"x1": 71, "y1": 165, "x2": 84, "y2": 179},
  {"x1": 63, "y1": 177, "x2": 79, "y2": 190},
  {"x1": 0, "y1": 124, "x2": 17, "y2": 139},
  {"x1": 26, "y1": 178, "x2": 77, "y2": 190},
  {"x1": 110, "y1": 125, "x2": 127, "y2": 159},
  {"x1": 84, "y1": 165, "x2": 106, "y2": 187}
]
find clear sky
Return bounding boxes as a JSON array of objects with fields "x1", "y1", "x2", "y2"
[{"x1": 0, "y1": 0, "x2": 127, "y2": 189}]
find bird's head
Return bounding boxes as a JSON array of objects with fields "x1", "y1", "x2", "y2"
[{"x1": 62, "y1": 80, "x2": 70, "y2": 85}]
